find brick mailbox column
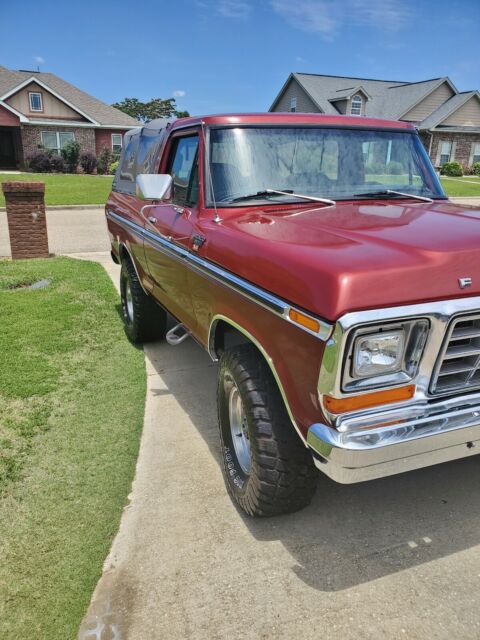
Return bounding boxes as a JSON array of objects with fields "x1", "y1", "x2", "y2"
[{"x1": 2, "y1": 181, "x2": 49, "y2": 259}]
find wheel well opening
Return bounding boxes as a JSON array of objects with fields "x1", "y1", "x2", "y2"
[
  {"x1": 119, "y1": 244, "x2": 131, "y2": 264},
  {"x1": 211, "y1": 320, "x2": 251, "y2": 359}
]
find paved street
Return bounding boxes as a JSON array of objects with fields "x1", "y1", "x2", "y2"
[
  {"x1": 0, "y1": 207, "x2": 109, "y2": 257},
  {"x1": 76, "y1": 253, "x2": 480, "y2": 640}
]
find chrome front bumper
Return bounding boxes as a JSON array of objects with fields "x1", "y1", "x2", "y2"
[{"x1": 307, "y1": 397, "x2": 480, "y2": 483}]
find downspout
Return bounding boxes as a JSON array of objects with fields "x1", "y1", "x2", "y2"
[{"x1": 428, "y1": 130, "x2": 434, "y2": 158}]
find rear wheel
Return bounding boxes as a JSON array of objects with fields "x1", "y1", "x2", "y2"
[
  {"x1": 120, "y1": 257, "x2": 167, "y2": 343},
  {"x1": 217, "y1": 344, "x2": 317, "y2": 517}
]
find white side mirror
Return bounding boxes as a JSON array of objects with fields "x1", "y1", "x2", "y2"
[{"x1": 136, "y1": 174, "x2": 173, "y2": 201}]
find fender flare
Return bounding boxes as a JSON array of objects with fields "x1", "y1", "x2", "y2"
[
  {"x1": 208, "y1": 314, "x2": 308, "y2": 446},
  {"x1": 118, "y1": 242, "x2": 149, "y2": 296}
]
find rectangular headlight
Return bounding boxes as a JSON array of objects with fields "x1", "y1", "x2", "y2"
[
  {"x1": 343, "y1": 319, "x2": 429, "y2": 391},
  {"x1": 353, "y1": 330, "x2": 405, "y2": 378}
]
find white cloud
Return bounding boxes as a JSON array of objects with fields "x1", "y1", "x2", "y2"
[
  {"x1": 216, "y1": 0, "x2": 251, "y2": 18},
  {"x1": 296, "y1": 56, "x2": 306, "y2": 63},
  {"x1": 271, "y1": 0, "x2": 411, "y2": 39},
  {"x1": 173, "y1": 90, "x2": 186, "y2": 98},
  {"x1": 34, "y1": 55, "x2": 45, "y2": 64}
]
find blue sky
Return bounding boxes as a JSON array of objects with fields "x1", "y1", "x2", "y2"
[{"x1": 1, "y1": 0, "x2": 478, "y2": 115}]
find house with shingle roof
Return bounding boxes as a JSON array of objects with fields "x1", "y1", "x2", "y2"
[
  {"x1": 0, "y1": 65, "x2": 139, "y2": 169},
  {"x1": 270, "y1": 73, "x2": 480, "y2": 169}
]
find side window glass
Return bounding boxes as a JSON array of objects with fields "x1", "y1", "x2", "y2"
[{"x1": 168, "y1": 135, "x2": 199, "y2": 206}]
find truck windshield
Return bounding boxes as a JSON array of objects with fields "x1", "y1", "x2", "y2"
[{"x1": 208, "y1": 126, "x2": 445, "y2": 206}]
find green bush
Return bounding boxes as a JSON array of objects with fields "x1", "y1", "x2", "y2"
[
  {"x1": 61, "y1": 140, "x2": 81, "y2": 173},
  {"x1": 109, "y1": 160, "x2": 119, "y2": 174},
  {"x1": 79, "y1": 152, "x2": 97, "y2": 174},
  {"x1": 97, "y1": 148, "x2": 112, "y2": 175},
  {"x1": 472, "y1": 162, "x2": 480, "y2": 177},
  {"x1": 365, "y1": 161, "x2": 385, "y2": 174},
  {"x1": 50, "y1": 155, "x2": 67, "y2": 173},
  {"x1": 441, "y1": 161, "x2": 463, "y2": 177},
  {"x1": 386, "y1": 161, "x2": 404, "y2": 175}
]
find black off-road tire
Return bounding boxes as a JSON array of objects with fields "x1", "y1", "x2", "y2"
[
  {"x1": 217, "y1": 344, "x2": 317, "y2": 517},
  {"x1": 120, "y1": 257, "x2": 167, "y2": 343}
]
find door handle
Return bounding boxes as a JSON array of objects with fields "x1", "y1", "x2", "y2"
[{"x1": 148, "y1": 216, "x2": 157, "y2": 224}]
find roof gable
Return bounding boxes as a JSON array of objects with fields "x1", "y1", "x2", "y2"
[
  {"x1": 5, "y1": 79, "x2": 92, "y2": 122},
  {"x1": 0, "y1": 68, "x2": 139, "y2": 128},
  {"x1": 396, "y1": 78, "x2": 457, "y2": 120},
  {"x1": 419, "y1": 92, "x2": 480, "y2": 129}
]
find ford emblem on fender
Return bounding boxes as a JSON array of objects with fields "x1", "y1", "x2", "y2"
[{"x1": 459, "y1": 277, "x2": 473, "y2": 289}]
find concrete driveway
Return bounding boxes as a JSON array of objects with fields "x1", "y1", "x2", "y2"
[
  {"x1": 77, "y1": 257, "x2": 480, "y2": 640},
  {"x1": 0, "y1": 207, "x2": 109, "y2": 257}
]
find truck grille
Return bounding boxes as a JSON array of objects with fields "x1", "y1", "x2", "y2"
[{"x1": 431, "y1": 314, "x2": 480, "y2": 395}]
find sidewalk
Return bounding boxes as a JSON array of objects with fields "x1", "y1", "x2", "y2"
[{"x1": 0, "y1": 207, "x2": 109, "y2": 257}]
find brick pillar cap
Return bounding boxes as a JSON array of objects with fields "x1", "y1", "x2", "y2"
[{"x1": 2, "y1": 181, "x2": 45, "y2": 194}]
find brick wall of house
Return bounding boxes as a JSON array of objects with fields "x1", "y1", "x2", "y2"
[
  {"x1": 430, "y1": 132, "x2": 480, "y2": 168},
  {"x1": 418, "y1": 131, "x2": 480, "y2": 168},
  {"x1": 20, "y1": 125, "x2": 96, "y2": 162},
  {"x1": 95, "y1": 129, "x2": 128, "y2": 155}
]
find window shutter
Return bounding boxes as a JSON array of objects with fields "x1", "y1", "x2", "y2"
[{"x1": 451, "y1": 141, "x2": 457, "y2": 161}]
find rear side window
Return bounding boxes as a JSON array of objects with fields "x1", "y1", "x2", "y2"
[
  {"x1": 168, "y1": 135, "x2": 199, "y2": 206},
  {"x1": 113, "y1": 132, "x2": 140, "y2": 195}
]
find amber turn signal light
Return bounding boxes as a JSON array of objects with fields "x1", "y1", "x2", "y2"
[
  {"x1": 324, "y1": 384, "x2": 416, "y2": 414},
  {"x1": 288, "y1": 309, "x2": 321, "y2": 333}
]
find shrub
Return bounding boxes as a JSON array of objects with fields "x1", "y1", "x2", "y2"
[
  {"x1": 365, "y1": 161, "x2": 385, "y2": 175},
  {"x1": 80, "y1": 152, "x2": 97, "y2": 174},
  {"x1": 26, "y1": 152, "x2": 51, "y2": 173},
  {"x1": 441, "y1": 161, "x2": 463, "y2": 177},
  {"x1": 109, "y1": 160, "x2": 119, "y2": 174},
  {"x1": 473, "y1": 162, "x2": 480, "y2": 177},
  {"x1": 50, "y1": 155, "x2": 66, "y2": 173},
  {"x1": 97, "y1": 147, "x2": 112, "y2": 175},
  {"x1": 61, "y1": 140, "x2": 81, "y2": 173},
  {"x1": 386, "y1": 161, "x2": 404, "y2": 175}
]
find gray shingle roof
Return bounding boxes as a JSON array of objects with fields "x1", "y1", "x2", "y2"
[
  {"x1": 418, "y1": 91, "x2": 479, "y2": 130},
  {"x1": 272, "y1": 73, "x2": 455, "y2": 122},
  {"x1": 0, "y1": 68, "x2": 138, "y2": 127}
]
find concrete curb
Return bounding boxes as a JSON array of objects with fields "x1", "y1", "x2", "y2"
[{"x1": 0, "y1": 204, "x2": 104, "y2": 212}]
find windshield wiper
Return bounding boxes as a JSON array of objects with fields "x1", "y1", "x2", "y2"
[
  {"x1": 353, "y1": 189, "x2": 433, "y2": 203},
  {"x1": 229, "y1": 188, "x2": 336, "y2": 206}
]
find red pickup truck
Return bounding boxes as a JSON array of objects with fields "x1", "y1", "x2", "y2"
[{"x1": 106, "y1": 112, "x2": 480, "y2": 517}]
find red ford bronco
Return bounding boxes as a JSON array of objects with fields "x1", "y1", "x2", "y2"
[{"x1": 106, "y1": 113, "x2": 480, "y2": 517}]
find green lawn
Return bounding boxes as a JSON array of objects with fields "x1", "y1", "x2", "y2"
[
  {"x1": 0, "y1": 257, "x2": 146, "y2": 639},
  {"x1": 1, "y1": 172, "x2": 478, "y2": 208},
  {"x1": 440, "y1": 176, "x2": 480, "y2": 197},
  {"x1": 0, "y1": 173, "x2": 113, "y2": 207}
]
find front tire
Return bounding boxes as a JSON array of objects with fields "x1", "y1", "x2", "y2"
[
  {"x1": 217, "y1": 345, "x2": 317, "y2": 517},
  {"x1": 120, "y1": 258, "x2": 167, "y2": 343}
]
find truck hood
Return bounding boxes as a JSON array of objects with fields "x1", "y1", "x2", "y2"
[{"x1": 204, "y1": 200, "x2": 480, "y2": 321}]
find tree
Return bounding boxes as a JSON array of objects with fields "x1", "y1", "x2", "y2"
[{"x1": 112, "y1": 97, "x2": 190, "y2": 123}]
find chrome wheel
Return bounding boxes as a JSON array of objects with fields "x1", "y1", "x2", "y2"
[
  {"x1": 228, "y1": 382, "x2": 251, "y2": 474},
  {"x1": 125, "y1": 281, "x2": 134, "y2": 322}
]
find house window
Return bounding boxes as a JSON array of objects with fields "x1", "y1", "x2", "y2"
[
  {"x1": 472, "y1": 142, "x2": 480, "y2": 165},
  {"x1": 439, "y1": 140, "x2": 452, "y2": 165},
  {"x1": 290, "y1": 97, "x2": 297, "y2": 113},
  {"x1": 41, "y1": 131, "x2": 75, "y2": 154},
  {"x1": 29, "y1": 92, "x2": 43, "y2": 112},
  {"x1": 111, "y1": 133, "x2": 123, "y2": 154},
  {"x1": 351, "y1": 95, "x2": 362, "y2": 116}
]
